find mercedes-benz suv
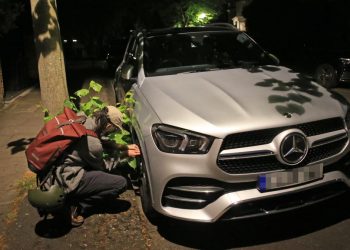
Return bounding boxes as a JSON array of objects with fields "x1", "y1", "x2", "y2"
[{"x1": 115, "y1": 24, "x2": 350, "y2": 222}]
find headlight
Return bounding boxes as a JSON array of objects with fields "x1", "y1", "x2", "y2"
[{"x1": 152, "y1": 124, "x2": 214, "y2": 154}]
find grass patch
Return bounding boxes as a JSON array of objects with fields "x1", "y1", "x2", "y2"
[
  {"x1": 17, "y1": 171, "x2": 36, "y2": 196},
  {"x1": 4, "y1": 171, "x2": 36, "y2": 224},
  {"x1": 0, "y1": 171, "x2": 36, "y2": 249}
]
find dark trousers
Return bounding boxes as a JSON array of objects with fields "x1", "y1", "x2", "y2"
[{"x1": 69, "y1": 170, "x2": 127, "y2": 212}]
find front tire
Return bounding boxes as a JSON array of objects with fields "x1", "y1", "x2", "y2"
[{"x1": 139, "y1": 157, "x2": 161, "y2": 224}]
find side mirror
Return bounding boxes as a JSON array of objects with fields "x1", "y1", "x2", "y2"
[
  {"x1": 127, "y1": 52, "x2": 137, "y2": 62},
  {"x1": 121, "y1": 64, "x2": 135, "y2": 80}
]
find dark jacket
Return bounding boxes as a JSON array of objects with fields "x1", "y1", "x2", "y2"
[{"x1": 44, "y1": 116, "x2": 128, "y2": 193}]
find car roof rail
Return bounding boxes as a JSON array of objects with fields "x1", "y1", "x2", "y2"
[{"x1": 205, "y1": 23, "x2": 238, "y2": 30}]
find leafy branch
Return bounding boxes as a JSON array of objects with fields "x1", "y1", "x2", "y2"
[
  {"x1": 109, "y1": 91, "x2": 136, "y2": 169},
  {"x1": 64, "y1": 80, "x2": 105, "y2": 116},
  {"x1": 42, "y1": 80, "x2": 137, "y2": 170}
]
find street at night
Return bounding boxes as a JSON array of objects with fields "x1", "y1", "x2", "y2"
[{"x1": 1, "y1": 0, "x2": 350, "y2": 249}]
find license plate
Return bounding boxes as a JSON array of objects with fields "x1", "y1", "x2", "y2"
[{"x1": 258, "y1": 164, "x2": 323, "y2": 192}]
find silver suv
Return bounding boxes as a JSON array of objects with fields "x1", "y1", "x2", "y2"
[{"x1": 115, "y1": 24, "x2": 350, "y2": 222}]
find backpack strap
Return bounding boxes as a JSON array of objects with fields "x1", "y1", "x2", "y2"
[
  {"x1": 38, "y1": 165, "x2": 58, "y2": 190},
  {"x1": 56, "y1": 116, "x2": 87, "y2": 129},
  {"x1": 56, "y1": 116, "x2": 97, "y2": 137}
]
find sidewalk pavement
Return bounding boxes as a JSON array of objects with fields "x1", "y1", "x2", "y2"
[
  {"x1": 0, "y1": 87, "x2": 151, "y2": 249},
  {"x1": 0, "y1": 87, "x2": 43, "y2": 233}
]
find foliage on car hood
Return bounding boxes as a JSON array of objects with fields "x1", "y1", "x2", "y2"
[{"x1": 139, "y1": 66, "x2": 346, "y2": 137}]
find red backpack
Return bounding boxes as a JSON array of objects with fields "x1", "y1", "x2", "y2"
[{"x1": 25, "y1": 107, "x2": 97, "y2": 174}]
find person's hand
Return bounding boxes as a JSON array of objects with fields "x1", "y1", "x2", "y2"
[{"x1": 127, "y1": 144, "x2": 141, "y2": 157}]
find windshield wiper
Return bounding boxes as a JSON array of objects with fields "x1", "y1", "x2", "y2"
[{"x1": 237, "y1": 60, "x2": 260, "y2": 68}]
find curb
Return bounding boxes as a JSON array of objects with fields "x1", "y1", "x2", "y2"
[{"x1": 2, "y1": 87, "x2": 35, "y2": 110}]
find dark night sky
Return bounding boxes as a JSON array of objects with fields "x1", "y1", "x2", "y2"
[
  {"x1": 243, "y1": 0, "x2": 350, "y2": 56},
  {"x1": 2, "y1": 0, "x2": 350, "y2": 78},
  {"x1": 54, "y1": 0, "x2": 350, "y2": 56}
]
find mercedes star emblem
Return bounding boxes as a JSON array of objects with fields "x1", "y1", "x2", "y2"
[{"x1": 280, "y1": 132, "x2": 308, "y2": 165}]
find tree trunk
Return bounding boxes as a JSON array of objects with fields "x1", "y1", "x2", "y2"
[
  {"x1": 0, "y1": 59, "x2": 4, "y2": 108},
  {"x1": 30, "y1": 0, "x2": 68, "y2": 115}
]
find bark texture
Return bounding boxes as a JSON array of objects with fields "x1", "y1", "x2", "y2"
[{"x1": 30, "y1": 0, "x2": 68, "y2": 115}]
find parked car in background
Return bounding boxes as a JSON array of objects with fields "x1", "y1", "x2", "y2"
[
  {"x1": 288, "y1": 47, "x2": 350, "y2": 89},
  {"x1": 115, "y1": 24, "x2": 350, "y2": 223},
  {"x1": 313, "y1": 49, "x2": 350, "y2": 88}
]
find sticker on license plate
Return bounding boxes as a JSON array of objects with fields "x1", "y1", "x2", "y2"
[{"x1": 258, "y1": 164, "x2": 323, "y2": 192}]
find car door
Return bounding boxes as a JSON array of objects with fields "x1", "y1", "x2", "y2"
[{"x1": 115, "y1": 33, "x2": 139, "y2": 102}]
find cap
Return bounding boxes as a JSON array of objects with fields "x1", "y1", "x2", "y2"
[{"x1": 106, "y1": 106, "x2": 123, "y2": 131}]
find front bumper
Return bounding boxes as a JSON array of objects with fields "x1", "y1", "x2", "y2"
[
  {"x1": 143, "y1": 132, "x2": 350, "y2": 222},
  {"x1": 143, "y1": 118, "x2": 350, "y2": 222},
  {"x1": 161, "y1": 171, "x2": 350, "y2": 222}
]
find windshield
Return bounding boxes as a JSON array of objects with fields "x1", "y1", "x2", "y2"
[{"x1": 144, "y1": 31, "x2": 268, "y2": 76}]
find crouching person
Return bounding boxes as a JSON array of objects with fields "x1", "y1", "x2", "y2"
[{"x1": 42, "y1": 106, "x2": 141, "y2": 227}]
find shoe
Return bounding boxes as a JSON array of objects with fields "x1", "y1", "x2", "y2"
[{"x1": 70, "y1": 205, "x2": 84, "y2": 227}]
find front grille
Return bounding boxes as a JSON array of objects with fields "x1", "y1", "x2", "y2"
[
  {"x1": 218, "y1": 156, "x2": 284, "y2": 174},
  {"x1": 220, "y1": 117, "x2": 344, "y2": 150},
  {"x1": 307, "y1": 138, "x2": 348, "y2": 162},
  {"x1": 218, "y1": 118, "x2": 347, "y2": 174},
  {"x1": 218, "y1": 138, "x2": 347, "y2": 174}
]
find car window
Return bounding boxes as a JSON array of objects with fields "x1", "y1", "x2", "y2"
[{"x1": 143, "y1": 31, "x2": 266, "y2": 76}]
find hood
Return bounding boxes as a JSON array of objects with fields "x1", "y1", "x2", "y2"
[{"x1": 139, "y1": 66, "x2": 346, "y2": 138}]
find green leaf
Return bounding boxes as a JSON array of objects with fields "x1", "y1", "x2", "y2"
[
  {"x1": 63, "y1": 99, "x2": 78, "y2": 111},
  {"x1": 118, "y1": 105, "x2": 127, "y2": 113},
  {"x1": 121, "y1": 129, "x2": 130, "y2": 136},
  {"x1": 75, "y1": 88, "x2": 89, "y2": 97},
  {"x1": 127, "y1": 158, "x2": 137, "y2": 170},
  {"x1": 110, "y1": 131, "x2": 128, "y2": 145},
  {"x1": 103, "y1": 152, "x2": 110, "y2": 159},
  {"x1": 125, "y1": 92, "x2": 133, "y2": 98},
  {"x1": 91, "y1": 98, "x2": 104, "y2": 106},
  {"x1": 90, "y1": 81, "x2": 102, "y2": 93},
  {"x1": 82, "y1": 101, "x2": 93, "y2": 116},
  {"x1": 44, "y1": 114, "x2": 54, "y2": 123},
  {"x1": 122, "y1": 116, "x2": 131, "y2": 125}
]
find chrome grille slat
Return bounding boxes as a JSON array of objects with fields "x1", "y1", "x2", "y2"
[
  {"x1": 164, "y1": 195, "x2": 207, "y2": 204},
  {"x1": 312, "y1": 132, "x2": 348, "y2": 147},
  {"x1": 167, "y1": 186, "x2": 224, "y2": 194},
  {"x1": 218, "y1": 150, "x2": 274, "y2": 160}
]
